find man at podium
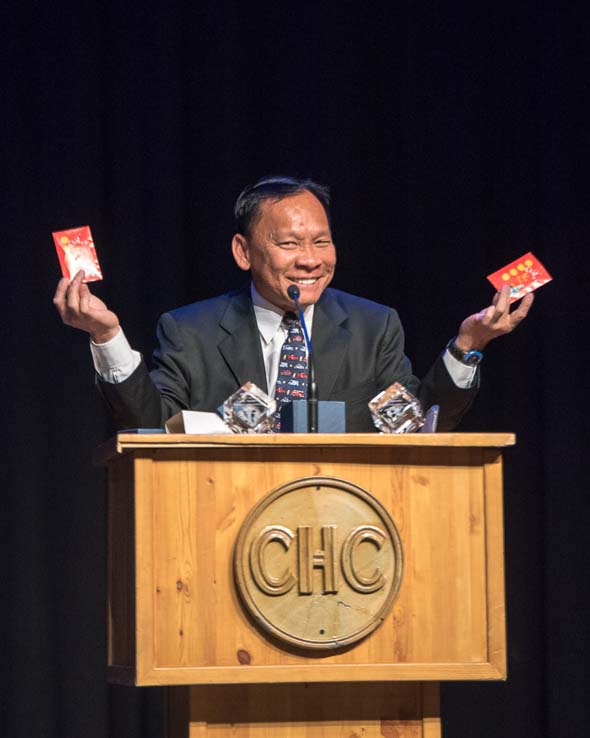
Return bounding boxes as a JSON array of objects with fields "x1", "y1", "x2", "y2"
[{"x1": 53, "y1": 175, "x2": 533, "y2": 432}]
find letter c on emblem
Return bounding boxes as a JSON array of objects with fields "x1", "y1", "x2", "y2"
[
  {"x1": 250, "y1": 525, "x2": 296, "y2": 595},
  {"x1": 341, "y1": 525, "x2": 387, "y2": 593}
]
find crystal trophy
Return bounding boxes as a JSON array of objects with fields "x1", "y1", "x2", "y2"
[
  {"x1": 368, "y1": 382, "x2": 425, "y2": 433},
  {"x1": 222, "y1": 382, "x2": 277, "y2": 434}
]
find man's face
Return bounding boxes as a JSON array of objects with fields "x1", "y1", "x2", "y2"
[{"x1": 232, "y1": 191, "x2": 336, "y2": 311}]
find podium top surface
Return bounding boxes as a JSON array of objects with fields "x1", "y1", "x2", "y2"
[{"x1": 96, "y1": 432, "x2": 515, "y2": 465}]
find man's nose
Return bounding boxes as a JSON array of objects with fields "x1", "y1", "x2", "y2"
[{"x1": 294, "y1": 244, "x2": 322, "y2": 268}]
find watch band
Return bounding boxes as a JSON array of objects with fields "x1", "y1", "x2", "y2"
[{"x1": 446, "y1": 338, "x2": 483, "y2": 367}]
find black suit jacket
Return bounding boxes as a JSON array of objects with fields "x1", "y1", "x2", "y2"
[{"x1": 99, "y1": 286, "x2": 477, "y2": 432}]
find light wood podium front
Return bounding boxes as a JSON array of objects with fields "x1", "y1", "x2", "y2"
[{"x1": 100, "y1": 432, "x2": 513, "y2": 737}]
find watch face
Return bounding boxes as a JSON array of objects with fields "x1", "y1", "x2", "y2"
[
  {"x1": 446, "y1": 339, "x2": 483, "y2": 366},
  {"x1": 463, "y1": 350, "x2": 483, "y2": 366}
]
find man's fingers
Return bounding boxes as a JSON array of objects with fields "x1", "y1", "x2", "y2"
[
  {"x1": 510, "y1": 292, "x2": 534, "y2": 325},
  {"x1": 65, "y1": 280, "x2": 80, "y2": 311},
  {"x1": 65, "y1": 271, "x2": 89, "y2": 310},
  {"x1": 486, "y1": 285, "x2": 509, "y2": 324},
  {"x1": 491, "y1": 285, "x2": 510, "y2": 320},
  {"x1": 458, "y1": 284, "x2": 535, "y2": 350},
  {"x1": 53, "y1": 277, "x2": 69, "y2": 314},
  {"x1": 78, "y1": 281, "x2": 92, "y2": 314},
  {"x1": 482, "y1": 304, "x2": 497, "y2": 324},
  {"x1": 54, "y1": 271, "x2": 89, "y2": 326},
  {"x1": 491, "y1": 285, "x2": 507, "y2": 307}
]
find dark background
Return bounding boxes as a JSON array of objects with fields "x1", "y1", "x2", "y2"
[{"x1": 3, "y1": 2, "x2": 589, "y2": 736}]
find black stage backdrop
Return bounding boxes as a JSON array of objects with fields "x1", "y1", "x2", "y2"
[{"x1": 3, "y1": 2, "x2": 590, "y2": 737}]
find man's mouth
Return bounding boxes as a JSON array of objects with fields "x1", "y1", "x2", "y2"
[{"x1": 289, "y1": 277, "x2": 320, "y2": 285}]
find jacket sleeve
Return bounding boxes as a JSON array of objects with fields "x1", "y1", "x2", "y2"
[
  {"x1": 96, "y1": 312, "x2": 193, "y2": 429},
  {"x1": 376, "y1": 308, "x2": 479, "y2": 432}
]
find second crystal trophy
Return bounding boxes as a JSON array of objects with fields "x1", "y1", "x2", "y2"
[{"x1": 368, "y1": 382, "x2": 425, "y2": 433}]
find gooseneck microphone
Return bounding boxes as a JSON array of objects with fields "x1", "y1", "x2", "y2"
[{"x1": 287, "y1": 284, "x2": 318, "y2": 433}]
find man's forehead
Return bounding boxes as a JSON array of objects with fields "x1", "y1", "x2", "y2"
[
  {"x1": 258, "y1": 192, "x2": 329, "y2": 226},
  {"x1": 267, "y1": 225, "x2": 332, "y2": 240}
]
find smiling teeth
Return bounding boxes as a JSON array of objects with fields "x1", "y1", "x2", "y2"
[{"x1": 294, "y1": 279, "x2": 318, "y2": 284}]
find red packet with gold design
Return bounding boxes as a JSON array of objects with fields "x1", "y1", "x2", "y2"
[
  {"x1": 487, "y1": 251, "x2": 552, "y2": 303},
  {"x1": 52, "y1": 225, "x2": 103, "y2": 282}
]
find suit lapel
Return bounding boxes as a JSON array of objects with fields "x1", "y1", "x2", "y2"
[
  {"x1": 312, "y1": 290, "x2": 350, "y2": 399},
  {"x1": 218, "y1": 288, "x2": 268, "y2": 393},
  {"x1": 217, "y1": 287, "x2": 350, "y2": 399}
]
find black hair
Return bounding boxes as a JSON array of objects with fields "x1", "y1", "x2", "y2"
[{"x1": 234, "y1": 175, "x2": 331, "y2": 235}]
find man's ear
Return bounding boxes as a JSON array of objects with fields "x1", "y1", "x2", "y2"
[{"x1": 232, "y1": 234, "x2": 251, "y2": 272}]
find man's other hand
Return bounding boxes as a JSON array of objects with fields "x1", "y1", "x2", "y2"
[
  {"x1": 455, "y1": 284, "x2": 534, "y2": 352},
  {"x1": 53, "y1": 270, "x2": 120, "y2": 344}
]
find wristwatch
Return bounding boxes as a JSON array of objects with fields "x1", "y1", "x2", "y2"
[{"x1": 446, "y1": 337, "x2": 484, "y2": 367}]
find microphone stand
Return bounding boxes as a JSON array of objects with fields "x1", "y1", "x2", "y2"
[{"x1": 287, "y1": 286, "x2": 318, "y2": 433}]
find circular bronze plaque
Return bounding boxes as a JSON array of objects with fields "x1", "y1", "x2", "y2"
[{"x1": 234, "y1": 476, "x2": 403, "y2": 650}]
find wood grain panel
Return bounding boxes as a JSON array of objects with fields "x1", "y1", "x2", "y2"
[
  {"x1": 105, "y1": 440, "x2": 507, "y2": 685},
  {"x1": 104, "y1": 435, "x2": 509, "y2": 738}
]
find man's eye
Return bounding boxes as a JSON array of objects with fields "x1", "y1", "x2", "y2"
[
  {"x1": 278, "y1": 241, "x2": 298, "y2": 249},
  {"x1": 315, "y1": 240, "x2": 332, "y2": 247}
]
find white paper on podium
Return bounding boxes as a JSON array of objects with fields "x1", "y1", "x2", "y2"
[{"x1": 165, "y1": 411, "x2": 232, "y2": 434}]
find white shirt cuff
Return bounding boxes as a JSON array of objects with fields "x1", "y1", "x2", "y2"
[
  {"x1": 90, "y1": 328, "x2": 141, "y2": 383},
  {"x1": 442, "y1": 349, "x2": 478, "y2": 388}
]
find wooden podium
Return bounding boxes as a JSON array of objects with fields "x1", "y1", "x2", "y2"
[{"x1": 100, "y1": 432, "x2": 513, "y2": 737}]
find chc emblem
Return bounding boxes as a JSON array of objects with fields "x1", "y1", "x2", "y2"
[{"x1": 233, "y1": 477, "x2": 403, "y2": 650}]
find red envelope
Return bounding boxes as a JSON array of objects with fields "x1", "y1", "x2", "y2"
[
  {"x1": 53, "y1": 225, "x2": 103, "y2": 282},
  {"x1": 487, "y1": 251, "x2": 552, "y2": 303}
]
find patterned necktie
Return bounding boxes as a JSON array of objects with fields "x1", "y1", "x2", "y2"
[{"x1": 273, "y1": 312, "x2": 309, "y2": 431}]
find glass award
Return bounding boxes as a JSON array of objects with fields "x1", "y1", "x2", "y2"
[
  {"x1": 368, "y1": 382, "x2": 425, "y2": 434},
  {"x1": 222, "y1": 382, "x2": 277, "y2": 434}
]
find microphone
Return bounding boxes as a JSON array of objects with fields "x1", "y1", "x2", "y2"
[{"x1": 287, "y1": 284, "x2": 318, "y2": 433}]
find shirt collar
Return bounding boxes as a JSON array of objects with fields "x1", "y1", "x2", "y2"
[{"x1": 250, "y1": 283, "x2": 314, "y2": 345}]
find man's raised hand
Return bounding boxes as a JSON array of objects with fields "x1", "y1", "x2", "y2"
[
  {"x1": 455, "y1": 284, "x2": 534, "y2": 352},
  {"x1": 53, "y1": 270, "x2": 120, "y2": 344}
]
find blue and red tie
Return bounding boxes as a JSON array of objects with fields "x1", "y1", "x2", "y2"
[{"x1": 273, "y1": 312, "x2": 308, "y2": 431}]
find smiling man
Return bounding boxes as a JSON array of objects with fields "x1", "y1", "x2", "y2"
[
  {"x1": 231, "y1": 186, "x2": 336, "y2": 311},
  {"x1": 54, "y1": 175, "x2": 533, "y2": 431}
]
